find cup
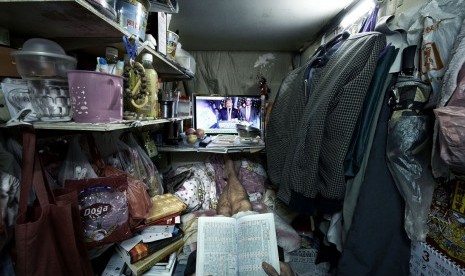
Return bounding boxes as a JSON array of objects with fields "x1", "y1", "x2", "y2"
[
  {"x1": 67, "y1": 70, "x2": 123, "y2": 123},
  {"x1": 160, "y1": 100, "x2": 174, "y2": 118},
  {"x1": 166, "y1": 31, "x2": 179, "y2": 59}
]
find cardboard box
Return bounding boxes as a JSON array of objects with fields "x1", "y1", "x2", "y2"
[
  {"x1": 146, "y1": 12, "x2": 168, "y2": 56},
  {"x1": 157, "y1": 12, "x2": 167, "y2": 55},
  {"x1": 0, "y1": 46, "x2": 20, "y2": 77}
]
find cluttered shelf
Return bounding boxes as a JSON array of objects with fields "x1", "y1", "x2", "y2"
[
  {"x1": 157, "y1": 134, "x2": 266, "y2": 154},
  {"x1": 0, "y1": 0, "x2": 191, "y2": 79},
  {"x1": 1, "y1": 116, "x2": 192, "y2": 131}
]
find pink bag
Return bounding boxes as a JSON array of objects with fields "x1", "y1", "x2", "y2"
[
  {"x1": 434, "y1": 63, "x2": 465, "y2": 174},
  {"x1": 434, "y1": 106, "x2": 465, "y2": 174}
]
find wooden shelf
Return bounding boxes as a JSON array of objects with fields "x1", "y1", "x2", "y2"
[
  {"x1": 0, "y1": 0, "x2": 192, "y2": 79},
  {"x1": 0, "y1": 0, "x2": 126, "y2": 41}
]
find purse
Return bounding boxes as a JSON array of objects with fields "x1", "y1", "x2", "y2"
[{"x1": 15, "y1": 128, "x2": 94, "y2": 276}]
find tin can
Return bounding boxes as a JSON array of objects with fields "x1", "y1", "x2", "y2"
[
  {"x1": 116, "y1": 0, "x2": 150, "y2": 40},
  {"x1": 166, "y1": 30, "x2": 179, "y2": 59}
]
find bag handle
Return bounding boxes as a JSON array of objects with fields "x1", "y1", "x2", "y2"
[{"x1": 17, "y1": 129, "x2": 54, "y2": 224}]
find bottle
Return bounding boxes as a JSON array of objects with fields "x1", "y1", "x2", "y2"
[
  {"x1": 136, "y1": 53, "x2": 159, "y2": 119},
  {"x1": 105, "y1": 46, "x2": 119, "y2": 75}
]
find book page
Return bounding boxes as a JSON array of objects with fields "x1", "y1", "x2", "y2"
[
  {"x1": 196, "y1": 216, "x2": 238, "y2": 276},
  {"x1": 236, "y1": 213, "x2": 280, "y2": 276}
]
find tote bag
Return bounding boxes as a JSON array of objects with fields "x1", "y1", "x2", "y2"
[{"x1": 14, "y1": 129, "x2": 94, "y2": 276}]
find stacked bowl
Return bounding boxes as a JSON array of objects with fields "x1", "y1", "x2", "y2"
[{"x1": 11, "y1": 38, "x2": 77, "y2": 121}]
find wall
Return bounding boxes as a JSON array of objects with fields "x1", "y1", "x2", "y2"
[
  {"x1": 300, "y1": 0, "x2": 429, "y2": 63},
  {"x1": 186, "y1": 51, "x2": 294, "y2": 102}
]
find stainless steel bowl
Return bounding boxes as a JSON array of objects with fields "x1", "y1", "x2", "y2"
[{"x1": 236, "y1": 124, "x2": 260, "y2": 138}]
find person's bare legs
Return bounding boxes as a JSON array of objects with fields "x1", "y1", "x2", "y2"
[{"x1": 216, "y1": 155, "x2": 252, "y2": 216}]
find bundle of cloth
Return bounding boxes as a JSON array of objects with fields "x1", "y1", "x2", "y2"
[{"x1": 166, "y1": 154, "x2": 301, "y2": 264}]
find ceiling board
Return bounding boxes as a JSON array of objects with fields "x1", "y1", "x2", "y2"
[{"x1": 169, "y1": 0, "x2": 356, "y2": 52}]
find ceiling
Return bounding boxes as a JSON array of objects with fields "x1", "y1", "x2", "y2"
[{"x1": 169, "y1": 0, "x2": 358, "y2": 52}]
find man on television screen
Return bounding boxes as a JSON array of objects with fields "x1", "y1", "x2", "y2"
[
  {"x1": 239, "y1": 97, "x2": 257, "y2": 124},
  {"x1": 219, "y1": 98, "x2": 239, "y2": 121}
]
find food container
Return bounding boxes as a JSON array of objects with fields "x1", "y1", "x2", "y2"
[
  {"x1": 67, "y1": 70, "x2": 123, "y2": 123},
  {"x1": 28, "y1": 79, "x2": 71, "y2": 121},
  {"x1": 175, "y1": 44, "x2": 196, "y2": 75},
  {"x1": 166, "y1": 30, "x2": 179, "y2": 59},
  {"x1": 160, "y1": 100, "x2": 174, "y2": 118},
  {"x1": 85, "y1": 0, "x2": 117, "y2": 21},
  {"x1": 11, "y1": 38, "x2": 77, "y2": 79},
  {"x1": 116, "y1": 0, "x2": 150, "y2": 40}
]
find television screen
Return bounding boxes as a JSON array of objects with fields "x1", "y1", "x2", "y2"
[{"x1": 193, "y1": 95, "x2": 262, "y2": 135}]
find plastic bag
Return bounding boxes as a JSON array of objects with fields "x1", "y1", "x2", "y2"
[
  {"x1": 65, "y1": 175, "x2": 132, "y2": 248},
  {"x1": 407, "y1": 0, "x2": 465, "y2": 108},
  {"x1": 386, "y1": 77, "x2": 436, "y2": 241},
  {"x1": 101, "y1": 166, "x2": 152, "y2": 223},
  {"x1": 0, "y1": 171, "x2": 19, "y2": 253},
  {"x1": 434, "y1": 106, "x2": 465, "y2": 174},
  {"x1": 5, "y1": 138, "x2": 22, "y2": 180},
  {"x1": 57, "y1": 135, "x2": 98, "y2": 186},
  {"x1": 124, "y1": 133, "x2": 163, "y2": 196},
  {"x1": 93, "y1": 132, "x2": 133, "y2": 174},
  {"x1": 88, "y1": 134, "x2": 152, "y2": 227},
  {"x1": 387, "y1": 114, "x2": 436, "y2": 241},
  {"x1": 94, "y1": 132, "x2": 163, "y2": 196}
]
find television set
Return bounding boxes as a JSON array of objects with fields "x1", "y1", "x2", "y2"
[{"x1": 192, "y1": 94, "x2": 263, "y2": 135}]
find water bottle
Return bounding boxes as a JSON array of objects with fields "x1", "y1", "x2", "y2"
[{"x1": 136, "y1": 53, "x2": 159, "y2": 118}]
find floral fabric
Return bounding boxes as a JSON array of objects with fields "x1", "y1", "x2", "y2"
[{"x1": 173, "y1": 163, "x2": 218, "y2": 212}]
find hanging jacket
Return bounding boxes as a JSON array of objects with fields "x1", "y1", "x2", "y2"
[
  {"x1": 275, "y1": 32, "x2": 385, "y2": 214},
  {"x1": 266, "y1": 32, "x2": 349, "y2": 193}
]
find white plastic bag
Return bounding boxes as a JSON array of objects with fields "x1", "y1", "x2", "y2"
[
  {"x1": 57, "y1": 135, "x2": 98, "y2": 185},
  {"x1": 408, "y1": 0, "x2": 465, "y2": 108}
]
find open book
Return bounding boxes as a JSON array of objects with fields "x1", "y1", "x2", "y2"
[{"x1": 196, "y1": 213, "x2": 280, "y2": 276}]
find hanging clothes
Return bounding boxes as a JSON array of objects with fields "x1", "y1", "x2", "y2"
[
  {"x1": 266, "y1": 32, "x2": 350, "y2": 196},
  {"x1": 358, "y1": 4, "x2": 379, "y2": 33},
  {"x1": 337, "y1": 87, "x2": 411, "y2": 276},
  {"x1": 342, "y1": 46, "x2": 398, "y2": 237},
  {"x1": 271, "y1": 32, "x2": 385, "y2": 214},
  {"x1": 344, "y1": 46, "x2": 398, "y2": 178},
  {"x1": 374, "y1": 15, "x2": 409, "y2": 74}
]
